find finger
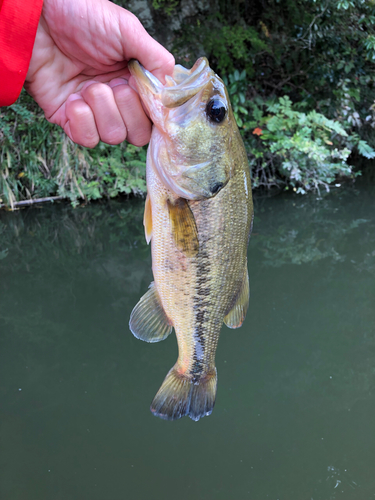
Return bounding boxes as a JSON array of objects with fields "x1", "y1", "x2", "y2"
[
  {"x1": 109, "y1": 79, "x2": 152, "y2": 146},
  {"x1": 81, "y1": 83, "x2": 127, "y2": 145},
  {"x1": 65, "y1": 95, "x2": 100, "y2": 148},
  {"x1": 116, "y1": 9, "x2": 175, "y2": 83}
]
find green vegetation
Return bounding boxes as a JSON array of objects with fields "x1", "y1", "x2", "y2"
[
  {"x1": 151, "y1": 0, "x2": 179, "y2": 15},
  {"x1": 224, "y1": 71, "x2": 371, "y2": 193},
  {"x1": 174, "y1": 0, "x2": 375, "y2": 192},
  {"x1": 1, "y1": 0, "x2": 375, "y2": 208},
  {"x1": 0, "y1": 93, "x2": 146, "y2": 208}
]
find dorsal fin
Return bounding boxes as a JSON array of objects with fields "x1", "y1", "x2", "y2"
[
  {"x1": 167, "y1": 198, "x2": 199, "y2": 257},
  {"x1": 224, "y1": 268, "x2": 250, "y2": 329}
]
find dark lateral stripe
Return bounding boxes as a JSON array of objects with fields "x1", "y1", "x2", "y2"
[{"x1": 191, "y1": 238, "x2": 211, "y2": 380}]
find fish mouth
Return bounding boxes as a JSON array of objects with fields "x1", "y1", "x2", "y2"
[
  {"x1": 128, "y1": 58, "x2": 211, "y2": 110},
  {"x1": 128, "y1": 59, "x2": 163, "y2": 95},
  {"x1": 129, "y1": 58, "x2": 229, "y2": 200}
]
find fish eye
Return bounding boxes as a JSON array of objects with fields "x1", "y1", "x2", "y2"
[{"x1": 206, "y1": 99, "x2": 226, "y2": 123}]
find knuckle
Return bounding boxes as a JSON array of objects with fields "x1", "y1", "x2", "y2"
[
  {"x1": 113, "y1": 84, "x2": 133, "y2": 104},
  {"x1": 80, "y1": 133, "x2": 100, "y2": 149},
  {"x1": 165, "y1": 53, "x2": 176, "y2": 73},
  {"x1": 67, "y1": 98, "x2": 100, "y2": 148},
  {"x1": 129, "y1": 130, "x2": 150, "y2": 147},
  {"x1": 69, "y1": 101, "x2": 92, "y2": 122},
  {"x1": 125, "y1": 12, "x2": 145, "y2": 34},
  {"x1": 84, "y1": 83, "x2": 110, "y2": 103},
  {"x1": 102, "y1": 128, "x2": 127, "y2": 145},
  {"x1": 87, "y1": 138, "x2": 100, "y2": 148}
]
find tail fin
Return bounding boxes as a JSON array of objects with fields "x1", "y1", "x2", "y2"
[{"x1": 150, "y1": 366, "x2": 217, "y2": 421}]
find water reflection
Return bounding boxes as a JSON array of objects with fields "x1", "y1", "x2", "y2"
[{"x1": 1, "y1": 179, "x2": 375, "y2": 500}]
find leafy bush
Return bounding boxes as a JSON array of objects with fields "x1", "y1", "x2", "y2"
[
  {"x1": 1, "y1": 80, "x2": 374, "y2": 208},
  {"x1": 173, "y1": 13, "x2": 268, "y2": 77},
  {"x1": 224, "y1": 71, "x2": 375, "y2": 193},
  {"x1": 247, "y1": 96, "x2": 354, "y2": 193},
  {"x1": 2, "y1": 0, "x2": 375, "y2": 207},
  {"x1": 173, "y1": 0, "x2": 375, "y2": 146},
  {"x1": 151, "y1": 0, "x2": 179, "y2": 15},
  {"x1": 0, "y1": 92, "x2": 147, "y2": 208}
]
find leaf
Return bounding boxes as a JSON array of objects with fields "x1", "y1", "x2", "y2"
[{"x1": 357, "y1": 140, "x2": 375, "y2": 159}]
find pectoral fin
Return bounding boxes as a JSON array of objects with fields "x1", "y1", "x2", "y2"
[
  {"x1": 167, "y1": 198, "x2": 199, "y2": 257},
  {"x1": 144, "y1": 193, "x2": 152, "y2": 244},
  {"x1": 129, "y1": 282, "x2": 172, "y2": 342},
  {"x1": 224, "y1": 269, "x2": 250, "y2": 329}
]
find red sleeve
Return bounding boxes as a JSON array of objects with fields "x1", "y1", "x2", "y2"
[{"x1": 0, "y1": 0, "x2": 44, "y2": 106}]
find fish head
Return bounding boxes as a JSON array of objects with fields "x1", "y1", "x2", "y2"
[{"x1": 129, "y1": 57, "x2": 237, "y2": 200}]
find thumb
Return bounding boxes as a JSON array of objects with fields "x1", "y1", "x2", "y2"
[{"x1": 116, "y1": 7, "x2": 175, "y2": 83}]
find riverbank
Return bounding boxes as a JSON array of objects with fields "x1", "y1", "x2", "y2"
[
  {"x1": 1, "y1": 0, "x2": 375, "y2": 209},
  {"x1": 1, "y1": 88, "x2": 374, "y2": 210}
]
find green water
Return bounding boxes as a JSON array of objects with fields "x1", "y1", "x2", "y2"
[{"x1": 1, "y1": 179, "x2": 375, "y2": 500}]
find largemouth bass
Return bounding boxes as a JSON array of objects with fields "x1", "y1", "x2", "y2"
[{"x1": 128, "y1": 57, "x2": 253, "y2": 421}]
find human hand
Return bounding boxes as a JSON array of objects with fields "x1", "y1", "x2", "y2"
[{"x1": 25, "y1": 0, "x2": 175, "y2": 148}]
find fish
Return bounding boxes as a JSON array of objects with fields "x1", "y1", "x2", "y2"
[{"x1": 128, "y1": 57, "x2": 254, "y2": 421}]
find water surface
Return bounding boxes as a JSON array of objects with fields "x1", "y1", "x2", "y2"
[{"x1": 1, "y1": 179, "x2": 375, "y2": 500}]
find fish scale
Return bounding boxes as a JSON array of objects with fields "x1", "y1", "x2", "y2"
[{"x1": 128, "y1": 57, "x2": 253, "y2": 421}]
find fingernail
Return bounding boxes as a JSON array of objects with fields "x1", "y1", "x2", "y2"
[
  {"x1": 109, "y1": 78, "x2": 129, "y2": 88},
  {"x1": 80, "y1": 80, "x2": 100, "y2": 92},
  {"x1": 66, "y1": 94, "x2": 84, "y2": 103}
]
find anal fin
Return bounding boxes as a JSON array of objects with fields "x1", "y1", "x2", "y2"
[
  {"x1": 167, "y1": 198, "x2": 199, "y2": 257},
  {"x1": 224, "y1": 268, "x2": 250, "y2": 329},
  {"x1": 129, "y1": 282, "x2": 172, "y2": 342}
]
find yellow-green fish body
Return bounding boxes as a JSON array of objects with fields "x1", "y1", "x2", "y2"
[{"x1": 129, "y1": 58, "x2": 253, "y2": 421}]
